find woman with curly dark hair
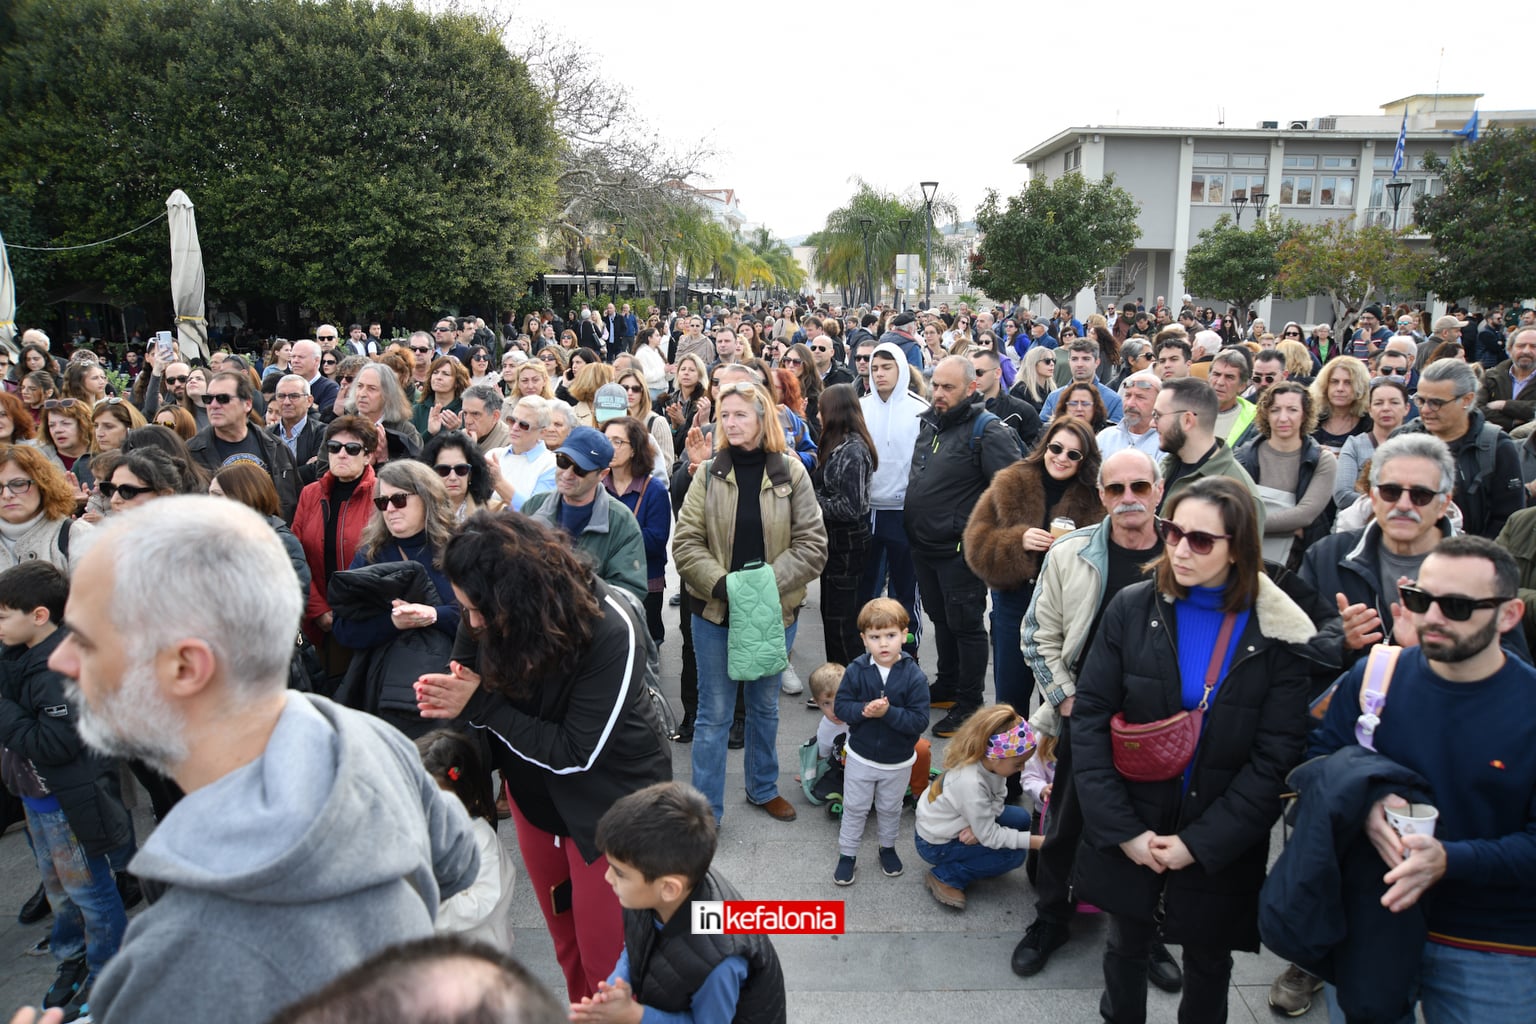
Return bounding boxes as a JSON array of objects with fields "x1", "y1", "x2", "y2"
[
  {"x1": 783, "y1": 342, "x2": 823, "y2": 442},
  {"x1": 420, "y1": 429, "x2": 491, "y2": 523},
  {"x1": 415, "y1": 511, "x2": 671, "y2": 1002}
]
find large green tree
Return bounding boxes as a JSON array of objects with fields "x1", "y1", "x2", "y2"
[
  {"x1": 1273, "y1": 219, "x2": 1430, "y2": 334},
  {"x1": 808, "y1": 181, "x2": 957, "y2": 307},
  {"x1": 1415, "y1": 128, "x2": 1536, "y2": 305},
  {"x1": 970, "y1": 173, "x2": 1140, "y2": 308},
  {"x1": 1181, "y1": 215, "x2": 1283, "y2": 316},
  {"x1": 0, "y1": 0, "x2": 557, "y2": 315}
]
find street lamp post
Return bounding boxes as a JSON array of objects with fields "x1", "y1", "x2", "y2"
[
  {"x1": 897, "y1": 218, "x2": 912, "y2": 309},
  {"x1": 858, "y1": 216, "x2": 874, "y2": 309},
  {"x1": 920, "y1": 181, "x2": 938, "y2": 308},
  {"x1": 1386, "y1": 179, "x2": 1412, "y2": 231},
  {"x1": 1231, "y1": 194, "x2": 1249, "y2": 228},
  {"x1": 1251, "y1": 190, "x2": 1270, "y2": 222},
  {"x1": 611, "y1": 221, "x2": 623, "y2": 304}
]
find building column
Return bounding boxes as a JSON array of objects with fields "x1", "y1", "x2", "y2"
[{"x1": 1169, "y1": 137, "x2": 1195, "y2": 302}]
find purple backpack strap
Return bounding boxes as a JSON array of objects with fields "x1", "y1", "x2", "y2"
[{"x1": 1354, "y1": 644, "x2": 1401, "y2": 751}]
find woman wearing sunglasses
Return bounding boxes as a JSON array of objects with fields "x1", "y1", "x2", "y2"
[
  {"x1": 614, "y1": 369, "x2": 674, "y2": 475},
  {"x1": 1234, "y1": 382, "x2": 1339, "y2": 568},
  {"x1": 1018, "y1": 346, "x2": 1058, "y2": 409},
  {"x1": 673, "y1": 380, "x2": 828, "y2": 824},
  {"x1": 1071, "y1": 475, "x2": 1315, "y2": 1024},
  {"x1": 327, "y1": 459, "x2": 459, "y2": 736},
  {"x1": 421, "y1": 429, "x2": 491, "y2": 524},
  {"x1": 965, "y1": 418, "x2": 1104, "y2": 736},
  {"x1": 290, "y1": 415, "x2": 380, "y2": 689}
]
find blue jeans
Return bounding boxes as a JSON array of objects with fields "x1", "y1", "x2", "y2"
[
  {"x1": 990, "y1": 585, "x2": 1036, "y2": 712},
  {"x1": 1324, "y1": 940, "x2": 1536, "y2": 1024},
  {"x1": 914, "y1": 805, "x2": 1031, "y2": 889},
  {"x1": 859, "y1": 510, "x2": 922, "y2": 655},
  {"x1": 689, "y1": 616, "x2": 798, "y2": 822},
  {"x1": 25, "y1": 801, "x2": 126, "y2": 978}
]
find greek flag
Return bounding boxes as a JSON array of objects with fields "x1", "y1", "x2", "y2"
[{"x1": 1391, "y1": 112, "x2": 1407, "y2": 177}]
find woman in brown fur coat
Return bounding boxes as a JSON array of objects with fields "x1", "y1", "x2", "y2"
[{"x1": 964, "y1": 417, "x2": 1106, "y2": 715}]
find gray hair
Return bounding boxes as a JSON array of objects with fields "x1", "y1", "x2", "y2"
[
  {"x1": 462, "y1": 384, "x2": 503, "y2": 414},
  {"x1": 1097, "y1": 446, "x2": 1161, "y2": 487},
  {"x1": 547, "y1": 401, "x2": 575, "y2": 427},
  {"x1": 95, "y1": 497, "x2": 301, "y2": 701},
  {"x1": 1370, "y1": 433, "x2": 1456, "y2": 495},
  {"x1": 1121, "y1": 338, "x2": 1151, "y2": 363},
  {"x1": 512, "y1": 395, "x2": 552, "y2": 430},
  {"x1": 1419, "y1": 358, "x2": 1477, "y2": 396},
  {"x1": 346, "y1": 363, "x2": 413, "y2": 423},
  {"x1": 278, "y1": 373, "x2": 311, "y2": 397},
  {"x1": 291, "y1": 339, "x2": 320, "y2": 361},
  {"x1": 409, "y1": 330, "x2": 434, "y2": 350},
  {"x1": 1211, "y1": 347, "x2": 1252, "y2": 377}
]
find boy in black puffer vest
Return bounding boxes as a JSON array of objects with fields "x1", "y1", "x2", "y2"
[{"x1": 571, "y1": 781, "x2": 786, "y2": 1024}]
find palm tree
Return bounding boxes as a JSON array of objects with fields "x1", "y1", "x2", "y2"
[{"x1": 811, "y1": 179, "x2": 957, "y2": 306}]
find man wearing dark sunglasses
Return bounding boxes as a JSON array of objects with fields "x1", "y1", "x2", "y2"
[
  {"x1": 1306, "y1": 535, "x2": 1536, "y2": 1024},
  {"x1": 186, "y1": 371, "x2": 299, "y2": 522},
  {"x1": 1014, "y1": 449, "x2": 1174, "y2": 983},
  {"x1": 1300, "y1": 433, "x2": 1531, "y2": 667},
  {"x1": 520, "y1": 426, "x2": 646, "y2": 602}
]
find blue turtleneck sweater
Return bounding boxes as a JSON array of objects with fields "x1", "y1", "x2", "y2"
[{"x1": 1175, "y1": 583, "x2": 1251, "y2": 712}]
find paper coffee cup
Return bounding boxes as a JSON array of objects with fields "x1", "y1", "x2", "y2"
[{"x1": 1385, "y1": 802, "x2": 1438, "y2": 841}]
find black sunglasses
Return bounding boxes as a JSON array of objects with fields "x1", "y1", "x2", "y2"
[
  {"x1": 434, "y1": 463, "x2": 471, "y2": 478},
  {"x1": 1374, "y1": 482, "x2": 1442, "y2": 507},
  {"x1": 101, "y1": 481, "x2": 155, "y2": 501},
  {"x1": 373, "y1": 492, "x2": 411, "y2": 511},
  {"x1": 1045, "y1": 442, "x2": 1084, "y2": 462},
  {"x1": 326, "y1": 440, "x2": 366, "y2": 456},
  {"x1": 555, "y1": 453, "x2": 593, "y2": 476},
  {"x1": 1397, "y1": 584, "x2": 1513, "y2": 622},
  {"x1": 205, "y1": 392, "x2": 241, "y2": 405},
  {"x1": 1102, "y1": 480, "x2": 1154, "y2": 498},
  {"x1": 411, "y1": 346, "x2": 432, "y2": 354},
  {"x1": 1154, "y1": 517, "x2": 1230, "y2": 555}
]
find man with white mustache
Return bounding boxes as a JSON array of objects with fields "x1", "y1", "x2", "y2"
[{"x1": 1013, "y1": 448, "x2": 1184, "y2": 990}]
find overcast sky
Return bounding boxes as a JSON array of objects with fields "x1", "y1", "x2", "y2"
[{"x1": 506, "y1": 0, "x2": 1526, "y2": 241}]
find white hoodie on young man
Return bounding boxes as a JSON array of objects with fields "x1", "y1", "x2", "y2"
[{"x1": 860, "y1": 341, "x2": 929, "y2": 511}]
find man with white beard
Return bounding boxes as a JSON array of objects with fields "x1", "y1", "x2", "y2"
[{"x1": 46, "y1": 497, "x2": 479, "y2": 1024}]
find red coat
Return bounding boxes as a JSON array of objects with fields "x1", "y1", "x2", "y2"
[{"x1": 292, "y1": 465, "x2": 376, "y2": 638}]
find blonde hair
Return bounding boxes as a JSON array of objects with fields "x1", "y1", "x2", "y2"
[
  {"x1": 712, "y1": 381, "x2": 786, "y2": 453},
  {"x1": 1312, "y1": 355, "x2": 1371, "y2": 419},
  {"x1": 808, "y1": 663, "x2": 844, "y2": 701},
  {"x1": 942, "y1": 704, "x2": 1025, "y2": 770},
  {"x1": 1035, "y1": 733, "x2": 1059, "y2": 766}
]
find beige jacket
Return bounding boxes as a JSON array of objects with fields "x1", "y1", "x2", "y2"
[{"x1": 672, "y1": 447, "x2": 827, "y2": 627}]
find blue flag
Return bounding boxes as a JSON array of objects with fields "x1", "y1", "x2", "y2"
[
  {"x1": 1391, "y1": 112, "x2": 1407, "y2": 177},
  {"x1": 1452, "y1": 109, "x2": 1480, "y2": 143}
]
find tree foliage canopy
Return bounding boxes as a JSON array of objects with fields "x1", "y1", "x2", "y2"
[
  {"x1": 1181, "y1": 215, "x2": 1282, "y2": 314},
  {"x1": 0, "y1": 0, "x2": 558, "y2": 313},
  {"x1": 970, "y1": 173, "x2": 1140, "y2": 308},
  {"x1": 1415, "y1": 128, "x2": 1536, "y2": 306},
  {"x1": 1273, "y1": 219, "x2": 1430, "y2": 333},
  {"x1": 806, "y1": 180, "x2": 958, "y2": 307}
]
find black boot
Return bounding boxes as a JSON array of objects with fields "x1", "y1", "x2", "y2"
[
  {"x1": 728, "y1": 719, "x2": 745, "y2": 749},
  {"x1": 19, "y1": 883, "x2": 50, "y2": 925},
  {"x1": 670, "y1": 713, "x2": 695, "y2": 744}
]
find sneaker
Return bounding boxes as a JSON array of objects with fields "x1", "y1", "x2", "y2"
[
  {"x1": 780, "y1": 665, "x2": 803, "y2": 695},
  {"x1": 116, "y1": 871, "x2": 143, "y2": 911},
  {"x1": 1148, "y1": 940, "x2": 1183, "y2": 993},
  {"x1": 1268, "y1": 963, "x2": 1322, "y2": 1017},
  {"x1": 25, "y1": 935, "x2": 50, "y2": 957},
  {"x1": 928, "y1": 685, "x2": 959, "y2": 710},
  {"x1": 727, "y1": 720, "x2": 745, "y2": 749},
  {"x1": 833, "y1": 855, "x2": 856, "y2": 886},
  {"x1": 805, "y1": 696, "x2": 820, "y2": 709},
  {"x1": 878, "y1": 846, "x2": 903, "y2": 877},
  {"x1": 1010, "y1": 919, "x2": 1069, "y2": 977},
  {"x1": 45, "y1": 955, "x2": 89, "y2": 1009},
  {"x1": 924, "y1": 870, "x2": 966, "y2": 909},
  {"x1": 19, "y1": 882, "x2": 50, "y2": 925},
  {"x1": 60, "y1": 973, "x2": 94, "y2": 1023},
  {"x1": 932, "y1": 705, "x2": 976, "y2": 738},
  {"x1": 668, "y1": 593, "x2": 682, "y2": 607}
]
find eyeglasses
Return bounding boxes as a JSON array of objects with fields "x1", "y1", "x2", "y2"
[
  {"x1": 509, "y1": 417, "x2": 534, "y2": 431},
  {"x1": 781, "y1": 357, "x2": 804, "y2": 367},
  {"x1": 1154, "y1": 517, "x2": 1230, "y2": 555},
  {"x1": 373, "y1": 492, "x2": 412, "y2": 511},
  {"x1": 321, "y1": 358, "x2": 337, "y2": 367},
  {"x1": 338, "y1": 375, "x2": 355, "y2": 385},
  {"x1": 1039, "y1": 358, "x2": 1055, "y2": 365},
  {"x1": 317, "y1": 335, "x2": 337, "y2": 342},
  {"x1": 433, "y1": 327, "x2": 453, "y2": 333},
  {"x1": 205, "y1": 392, "x2": 240, "y2": 405},
  {"x1": 1416, "y1": 394, "x2": 1466, "y2": 413},
  {"x1": 1149, "y1": 407, "x2": 1190, "y2": 424},
  {"x1": 434, "y1": 463, "x2": 472, "y2": 478},
  {"x1": 1283, "y1": 331, "x2": 1302, "y2": 338},
  {"x1": 1065, "y1": 401, "x2": 1095, "y2": 410},
  {"x1": 1102, "y1": 480, "x2": 1155, "y2": 498},
  {"x1": 1374, "y1": 482, "x2": 1443, "y2": 507},
  {"x1": 411, "y1": 346, "x2": 432, "y2": 354},
  {"x1": 1254, "y1": 372, "x2": 1281, "y2": 384},
  {"x1": 0, "y1": 479, "x2": 34, "y2": 496},
  {"x1": 1046, "y1": 442, "x2": 1085, "y2": 461},
  {"x1": 41, "y1": 399, "x2": 74, "y2": 410},
  {"x1": 810, "y1": 345, "x2": 831, "y2": 353},
  {"x1": 555, "y1": 453, "x2": 593, "y2": 476},
  {"x1": 275, "y1": 392, "x2": 307, "y2": 401},
  {"x1": 622, "y1": 384, "x2": 645, "y2": 394},
  {"x1": 326, "y1": 440, "x2": 366, "y2": 456},
  {"x1": 1377, "y1": 366, "x2": 1409, "y2": 377},
  {"x1": 854, "y1": 355, "x2": 871, "y2": 363},
  {"x1": 1397, "y1": 584, "x2": 1512, "y2": 621},
  {"x1": 100, "y1": 481, "x2": 155, "y2": 501},
  {"x1": 93, "y1": 397, "x2": 126, "y2": 408}
]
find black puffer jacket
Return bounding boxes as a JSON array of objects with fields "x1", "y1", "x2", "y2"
[
  {"x1": 1072, "y1": 575, "x2": 1314, "y2": 952},
  {"x1": 328, "y1": 561, "x2": 452, "y2": 737},
  {"x1": 904, "y1": 394, "x2": 1024, "y2": 557}
]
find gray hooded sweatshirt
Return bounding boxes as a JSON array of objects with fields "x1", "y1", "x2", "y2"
[{"x1": 90, "y1": 692, "x2": 480, "y2": 1024}]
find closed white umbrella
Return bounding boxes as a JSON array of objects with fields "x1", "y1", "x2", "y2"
[
  {"x1": 0, "y1": 232, "x2": 16, "y2": 358},
  {"x1": 166, "y1": 189, "x2": 209, "y2": 364}
]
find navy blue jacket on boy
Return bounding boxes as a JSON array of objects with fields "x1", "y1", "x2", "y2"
[
  {"x1": 834, "y1": 653, "x2": 930, "y2": 765},
  {"x1": 0, "y1": 629, "x2": 131, "y2": 857}
]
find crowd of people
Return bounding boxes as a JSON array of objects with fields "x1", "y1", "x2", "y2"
[{"x1": 1, "y1": 289, "x2": 1533, "y2": 1023}]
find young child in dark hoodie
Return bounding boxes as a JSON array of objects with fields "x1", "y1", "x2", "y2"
[
  {"x1": 573, "y1": 781, "x2": 786, "y2": 1024},
  {"x1": 0, "y1": 562, "x2": 129, "y2": 1020},
  {"x1": 832, "y1": 598, "x2": 930, "y2": 885}
]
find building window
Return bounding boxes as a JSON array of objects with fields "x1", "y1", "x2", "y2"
[
  {"x1": 1279, "y1": 175, "x2": 1315, "y2": 205},
  {"x1": 1190, "y1": 173, "x2": 1228, "y2": 204},
  {"x1": 1065, "y1": 147, "x2": 1081, "y2": 172},
  {"x1": 1318, "y1": 176, "x2": 1355, "y2": 206},
  {"x1": 1322, "y1": 156, "x2": 1358, "y2": 169},
  {"x1": 1231, "y1": 154, "x2": 1267, "y2": 168},
  {"x1": 1231, "y1": 174, "x2": 1266, "y2": 201},
  {"x1": 1193, "y1": 153, "x2": 1228, "y2": 167},
  {"x1": 1283, "y1": 155, "x2": 1318, "y2": 170}
]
